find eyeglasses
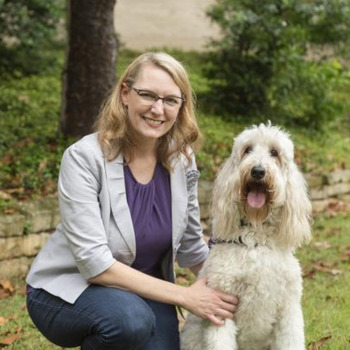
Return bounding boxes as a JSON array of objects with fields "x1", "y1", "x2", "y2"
[{"x1": 130, "y1": 87, "x2": 185, "y2": 109}]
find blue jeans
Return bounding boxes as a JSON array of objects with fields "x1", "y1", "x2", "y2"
[{"x1": 26, "y1": 284, "x2": 180, "y2": 349}]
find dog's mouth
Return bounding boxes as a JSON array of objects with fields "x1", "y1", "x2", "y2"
[{"x1": 245, "y1": 182, "x2": 268, "y2": 209}]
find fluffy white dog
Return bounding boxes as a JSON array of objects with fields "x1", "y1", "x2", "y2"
[{"x1": 181, "y1": 122, "x2": 312, "y2": 350}]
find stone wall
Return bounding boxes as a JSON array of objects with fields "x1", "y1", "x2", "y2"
[
  {"x1": 0, "y1": 197, "x2": 60, "y2": 281},
  {"x1": 1, "y1": 170, "x2": 350, "y2": 281}
]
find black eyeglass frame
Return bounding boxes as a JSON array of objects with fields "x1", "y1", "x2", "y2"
[{"x1": 130, "y1": 87, "x2": 186, "y2": 106}]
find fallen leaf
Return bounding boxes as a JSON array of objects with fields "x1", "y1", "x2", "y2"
[
  {"x1": 0, "y1": 191, "x2": 11, "y2": 201},
  {"x1": 313, "y1": 241, "x2": 332, "y2": 249},
  {"x1": 303, "y1": 269, "x2": 316, "y2": 279},
  {"x1": 38, "y1": 158, "x2": 48, "y2": 175},
  {"x1": 0, "y1": 317, "x2": 8, "y2": 327},
  {"x1": 318, "y1": 261, "x2": 335, "y2": 268},
  {"x1": 308, "y1": 334, "x2": 332, "y2": 349},
  {"x1": 0, "y1": 280, "x2": 15, "y2": 299},
  {"x1": 0, "y1": 333, "x2": 25, "y2": 345},
  {"x1": 3, "y1": 209, "x2": 15, "y2": 215},
  {"x1": 0, "y1": 315, "x2": 18, "y2": 327},
  {"x1": 5, "y1": 188, "x2": 24, "y2": 195},
  {"x1": 0, "y1": 154, "x2": 14, "y2": 165},
  {"x1": 0, "y1": 280, "x2": 14, "y2": 294},
  {"x1": 313, "y1": 264, "x2": 343, "y2": 275},
  {"x1": 325, "y1": 199, "x2": 350, "y2": 215}
]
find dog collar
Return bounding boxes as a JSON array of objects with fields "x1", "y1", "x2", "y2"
[
  {"x1": 208, "y1": 235, "x2": 258, "y2": 248},
  {"x1": 211, "y1": 236, "x2": 245, "y2": 245},
  {"x1": 208, "y1": 219, "x2": 258, "y2": 248}
]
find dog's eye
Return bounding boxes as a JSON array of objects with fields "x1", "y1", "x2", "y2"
[
  {"x1": 244, "y1": 146, "x2": 252, "y2": 155},
  {"x1": 270, "y1": 149, "x2": 278, "y2": 157}
]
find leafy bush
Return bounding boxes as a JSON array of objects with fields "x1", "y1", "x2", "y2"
[
  {"x1": 0, "y1": 0, "x2": 65, "y2": 77},
  {"x1": 267, "y1": 58, "x2": 348, "y2": 128},
  {"x1": 0, "y1": 72, "x2": 75, "y2": 197},
  {"x1": 204, "y1": 0, "x2": 350, "y2": 128}
]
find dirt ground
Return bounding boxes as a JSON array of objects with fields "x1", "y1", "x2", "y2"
[{"x1": 114, "y1": 0, "x2": 220, "y2": 51}]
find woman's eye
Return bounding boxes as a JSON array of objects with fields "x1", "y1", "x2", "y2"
[
  {"x1": 164, "y1": 97, "x2": 178, "y2": 106},
  {"x1": 270, "y1": 149, "x2": 278, "y2": 157},
  {"x1": 139, "y1": 91, "x2": 157, "y2": 100}
]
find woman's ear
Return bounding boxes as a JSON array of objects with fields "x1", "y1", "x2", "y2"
[{"x1": 121, "y1": 83, "x2": 129, "y2": 106}]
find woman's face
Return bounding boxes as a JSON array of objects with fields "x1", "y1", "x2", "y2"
[{"x1": 121, "y1": 64, "x2": 183, "y2": 147}]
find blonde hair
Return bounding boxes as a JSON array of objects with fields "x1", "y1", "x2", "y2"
[{"x1": 95, "y1": 52, "x2": 201, "y2": 170}]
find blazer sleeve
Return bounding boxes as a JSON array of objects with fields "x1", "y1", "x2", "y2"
[
  {"x1": 176, "y1": 153, "x2": 209, "y2": 267},
  {"x1": 58, "y1": 138, "x2": 116, "y2": 280}
]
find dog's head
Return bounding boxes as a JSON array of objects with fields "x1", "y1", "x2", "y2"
[{"x1": 212, "y1": 122, "x2": 312, "y2": 248}]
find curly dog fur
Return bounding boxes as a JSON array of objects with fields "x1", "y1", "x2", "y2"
[{"x1": 181, "y1": 122, "x2": 312, "y2": 350}]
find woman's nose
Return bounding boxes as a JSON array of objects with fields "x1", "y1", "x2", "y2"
[{"x1": 150, "y1": 99, "x2": 165, "y2": 114}]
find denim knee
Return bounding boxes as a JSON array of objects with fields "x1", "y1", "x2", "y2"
[{"x1": 98, "y1": 301, "x2": 156, "y2": 349}]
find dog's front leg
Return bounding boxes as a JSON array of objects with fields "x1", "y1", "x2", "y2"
[
  {"x1": 203, "y1": 318, "x2": 238, "y2": 350},
  {"x1": 271, "y1": 302, "x2": 305, "y2": 350}
]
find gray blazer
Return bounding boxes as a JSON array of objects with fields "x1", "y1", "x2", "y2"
[{"x1": 26, "y1": 133, "x2": 209, "y2": 304}]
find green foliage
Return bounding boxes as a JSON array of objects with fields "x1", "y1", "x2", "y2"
[
  {"x1": 196, "y1": 115, "x2": 244, "y2": 180},
  {"x1": 0, "y1": 49, "x2": 349, "y2": 207},
  {"x1": 0, "y1": 65, "x2": 75, "y2": 198},
  {"x1": 196, "y1": 112, "x2": 350, "y2": 180},
  {"x1": 267, "y1": 58, "x2": 349, "y2": 128},
  {"x1": 204, "y1": 0, "x2": 350, "y2": 128},
  {"x1": 0, "y1": 0, "x2": 65, "y2": 77}
]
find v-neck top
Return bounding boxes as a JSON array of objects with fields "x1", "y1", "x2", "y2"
[{"x1": 124, "y1": 162, "x2": 172, "y2": 278}]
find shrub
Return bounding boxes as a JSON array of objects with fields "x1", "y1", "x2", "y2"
[
  {"x1": 0, "y1": 74, "x2": 75, "y2": 196},
  {"x1": 0, "y1": 0, "x2": 65, "y2": 77},
  {"x1": 204, "y1": 0, "x2": 350, "y2": 128}
]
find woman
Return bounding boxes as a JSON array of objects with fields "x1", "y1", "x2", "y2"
[{"x1": 26, "y1": 52, "x2": 237, "y2": 350}]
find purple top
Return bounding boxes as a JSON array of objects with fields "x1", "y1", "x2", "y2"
[{"x1": 124, "y1": 163, "x2": 172, "y2": 278}]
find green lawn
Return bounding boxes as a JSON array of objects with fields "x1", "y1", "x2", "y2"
[{"x1": 299, "y1": 211, "x2": 350, "y2": 349}]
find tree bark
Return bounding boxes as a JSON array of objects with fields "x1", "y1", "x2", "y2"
[{"x1": 60, "y1": 0, "x2": 117, "y2": 137}]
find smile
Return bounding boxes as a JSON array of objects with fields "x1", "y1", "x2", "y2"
[{"x1": 143, "y1": 117, "x2": 164, "y2": 125}]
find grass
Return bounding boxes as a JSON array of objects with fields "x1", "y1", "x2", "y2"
[
  {"x1": 298, "y1": 211, "x2": 350, "y2": 349},
  {"x1": 1, "y1": 210, "x2": 349, "y2": 348}
]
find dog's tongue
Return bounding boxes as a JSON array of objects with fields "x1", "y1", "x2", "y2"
[{"x1": 247, "y1": 190, "x2": 266, "y2": 208}]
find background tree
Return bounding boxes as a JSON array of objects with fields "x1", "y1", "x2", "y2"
[
  {"x1": 0, "y1": 0, "x2": 64, "y2": 77},
  {"x1": 204, "y1": 0, "x2": 350, "y2": 128},
  {"x1": 60, "y1": 0, "x2": 118, "y2": 137}
]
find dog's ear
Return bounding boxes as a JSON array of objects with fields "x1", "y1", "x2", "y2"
[
  {"x1": 211, "y1": 156, "x2": 241, "y2": 240},
  {"x1": 279, "y1": 162, "x2": 312, "y2": 248}
]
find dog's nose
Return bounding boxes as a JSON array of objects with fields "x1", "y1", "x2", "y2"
[{"x1": 251, "y1": 166, "x2": 266, "y2": 179}]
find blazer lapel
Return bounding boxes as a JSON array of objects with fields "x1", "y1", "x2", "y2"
[
  {"x1": 105, "y1": 154, "x2": 136, "y2": 257},
  {"x1": 170, "y1": 157, "x2": 188, "y2": 249}
]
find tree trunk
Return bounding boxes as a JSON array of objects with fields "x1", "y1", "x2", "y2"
[{"x1": 60, "y1": 0, "x2": 117, "y2": 137}]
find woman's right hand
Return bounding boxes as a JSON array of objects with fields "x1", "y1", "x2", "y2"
[{"x1": 181, "y1": 278, "x2": 238, "y2": 326}]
